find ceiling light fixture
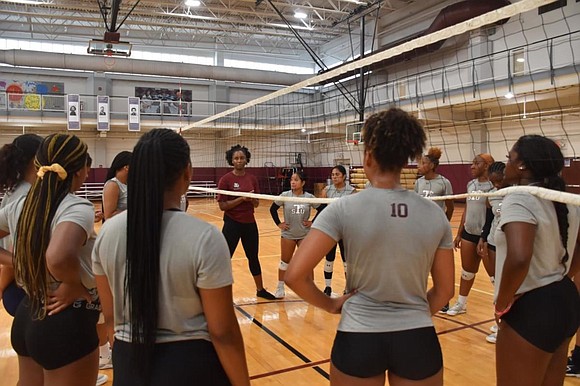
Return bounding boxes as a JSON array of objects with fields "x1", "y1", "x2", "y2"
[
  {"x1": 516, "y1": 57, "x2": 525, "y2": 63},
  {"x1": 294, "y1": 11, "x2": 307, "y2": 19},
  {"x1": 504, "y1": 91, "x2": 514, "y2": 99},
  {"x1": 185, "y1": 0, "x2": 201, "y2": 6}
]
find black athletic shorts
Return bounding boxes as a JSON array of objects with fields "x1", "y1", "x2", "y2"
[
  {"x1": 502, "y1": 276, "x2": 580, "y2": 353},
  {"x1": 461, "y1": 229, "x2": 480, "y2": 244},
  {"x1": 11, "y1": 296, "x2": 100, "y2": 370},
  {"x1": 113, "y1": 338, "x2": 231, "y2": 386},
  {"x1": 2, "y1": 280, "x2": 26, "y2": 317},
  {"x1": 331, "y1": 327, "x2": 442, "y2": 380},
  {"x1": 487, "y1": 243, "x2": 496, "y2": 252}
]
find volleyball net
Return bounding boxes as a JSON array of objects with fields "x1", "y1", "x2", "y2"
[{"x1": 183, "y1": 0, "x2": 580, "y2": 206}]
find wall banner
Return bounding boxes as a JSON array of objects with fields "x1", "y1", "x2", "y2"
[
  {"x1": 128, "y1": 97, "x2": 140, "y2": 132},
  {"x1": 67, "y1": 94, "x2": 80, "y2": 131},
  {"x1": 97, "y1": 95, "x2": 110, "y2": 131}
]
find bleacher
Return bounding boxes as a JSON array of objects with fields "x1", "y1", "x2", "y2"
[{"x1": 76, "y1": 180, "x2": 217, "y2": 201}]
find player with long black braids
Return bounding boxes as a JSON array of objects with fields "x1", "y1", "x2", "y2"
[{"x1": 93, "y1": 129, "x2": 250, "y2": 386}]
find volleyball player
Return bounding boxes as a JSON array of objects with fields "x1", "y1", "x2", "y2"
[
  {"x1": 494, "y1": 135, "x2": 580, "y2": 386},
  {"x1": 320, "y1": 165, "x2": 355, "y2": 296},
  {"x1": 270, "y1": 171, "x2": 321, "y2": 298},
  {"x1": 415, "y1": 147, "x2": 454, "y2": 313},
  {"x1": 447, "y1": 153, "x2": 494, "y2": 316},
  {"x1": 102, "y1": 151, "x2": 131, "y2": 220},
  {"x1": 217, "y1": 144, "x2": 275, "y2": 300},
  {"x1": 476, "y1": 161, "x2": 505, "y2": 343},
  {"x1": 92, "y1": 129, "x2": 250, "y2": 386},
  {"x1": 0, "y1": 134, "x2": 99, "y2": 386},
  {"x1": 0, "y1": 134, "x2": 42, "y2": 316},
  {"x1": 286, "y1": 108, "x2": 454, "y2": 386}
]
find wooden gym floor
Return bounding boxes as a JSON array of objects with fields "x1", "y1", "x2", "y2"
[{"x1": 1, "y1": 198, "x2": 579, "y2": 385}]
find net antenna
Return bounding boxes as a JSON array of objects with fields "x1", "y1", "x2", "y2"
[
  {"x1": 183, "y1": 0, "x2": 556, "y2": 132},
  {"x1": 88, "y1": 0, "x2": 141, "y2": 57}
]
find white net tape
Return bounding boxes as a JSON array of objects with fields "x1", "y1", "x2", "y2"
[{"x1": 189, "y1": 185, "x2": 580, "y2": 206}]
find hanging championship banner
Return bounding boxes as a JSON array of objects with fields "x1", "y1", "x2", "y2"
[
  {"x1": 97, "y1": 95, "x2": 110, "y2": 131},
  {"x1": 67, "y1": 94, "x2": 80, "y2": 130},
  {"x1": 128, "y1": 97, "x2": 140, "y2": 132}
]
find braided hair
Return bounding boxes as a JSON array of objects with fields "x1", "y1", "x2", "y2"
[
  {"x1": 14, "y1": 134, "x2": 88, "y2": 319},
  {"x1": 126, "y1": 128, "x2": 191, "y2": 381}
]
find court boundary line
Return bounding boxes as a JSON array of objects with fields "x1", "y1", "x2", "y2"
[{"x1": 235, "y1": 305, "x2": 330, "y2": 380}]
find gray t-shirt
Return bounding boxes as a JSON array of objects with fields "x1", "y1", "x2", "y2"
[
  {"x1": 494, "y1": 192, "x2": 580, "y2": 301},
  {"x1": 103, "y1": 177, "x2": 128, "y2": 213},
  {"x1": 92, "y1": 210, "x2": 233, "y2": 344},
  {"x1": 0, "y1": 194, "x2": 97, "y2": 296},
  {"x1": 487, "y1": 188, "x2": 503, "y2": 247},
  {"x1": 274, "y1": 191, "x2": 320, "y2": 240},
  {"x1": 313, "y1": 187, "x2": 453, "y2": 333},
  {"x1": 414, "y1": 175, "x2": 453, "y2": 211},
  {"x1": 464, "y1": 179, "x2": 494, "y2": 235},
  {"x1": 326, "y1": 184, "x2": 355, "y2": 199},
  {"x1": 0, "y1": 182, "x2": 31, "y2": 250}
]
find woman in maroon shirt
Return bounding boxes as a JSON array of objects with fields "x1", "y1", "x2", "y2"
[{"x1": 217, "y1": 145, "x2": 275, "y2": 300}]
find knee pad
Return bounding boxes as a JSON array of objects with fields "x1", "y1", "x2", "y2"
[
  {"x1": 324, "y1": 261, "x2": 333, "y2": 273},
  {"x1": 461, "y1": 269, "x2": 476, "y2": 281},
  {"x1": 279, "y1": 260, "x2": 289, "y2": 271}
]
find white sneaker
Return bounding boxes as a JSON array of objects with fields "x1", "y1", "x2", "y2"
[
  {"x1": 274, "y1": 286, "x2": 285, "y2": 299},
  {"x1": 96, "y1": 373, "x2": 108, "y2": 386},
  {"x1": 490, "y1": 324, "x2": 498, "y2": 333},
  {"x1": 99, "y1": 348, "x2": 113, "y2": 369},
  {"x1": 486, "y1": 332, "x2": 497, "y2": 344},
  {"x1": 446, "y1": 302, "x2": 467, "y2": 316}
]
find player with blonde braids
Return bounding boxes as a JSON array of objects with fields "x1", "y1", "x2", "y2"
[{"x1": 0, "y1": 133, "x2": 98, "y2": 385}]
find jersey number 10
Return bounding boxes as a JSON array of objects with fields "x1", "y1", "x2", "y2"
[{"x1": 390, "y1": 203, "x2": 408, "y2": 218}]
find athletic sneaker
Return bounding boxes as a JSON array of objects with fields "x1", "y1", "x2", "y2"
[
  {"x1": 490, "y1": 324, "x2": 498, "y2": 333},
  {"x1": 99, "y1": 348, "x2": 113, "y2": 370},
  {"x1": 446, "y1": 302, "x2": 467, "y2": 316},
  {"x1": 274, "y1": 286, "x2": 285, "y2": 299},
  {"x1": 485, "y1": 333, "x2": 497, "y2": 344},
  {"x1": 256, "y1": 289, "x2": 276, "y2": 300},
  {"x1": 566, "y1": 364, "x2": 580, "y2": 377},
  {"x1": 438, "y1": 304, "x2": 450, "y2": 314},
  {"x1": 323, "y1": 287, "x2": 332, "y2": 296},
  {"x1": 96, "y1": 373, "x2": 108, "y2": 386}
]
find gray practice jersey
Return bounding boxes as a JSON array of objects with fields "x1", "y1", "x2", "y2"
[
  {"x1": 313, "y1": 187, "x2": 453, "y2": 333},
  {"x1": 464, "y1": 179, "x2": 494, "y2": 235},
  {"x1": 494, "y1": 192, "x2": 580, "y2": 301},
  {"x1": 274, "y1": 191, "x2": 320, "y2": 240},
  {"x1": 0, "y1": 182, "x2": 30, "y2": 250},
  {"x1": 487, "y1": 188, "x2": 503, "y2": 247},
  {"x1": 103, "y1": 177, "x2": 128, "y2": 212},
  {"x1": 414, "y1": 175, "x2": 453, "y2": 211},
  {"x1": 326, "y1": 183, "x2": 355, "y2": 199},
  {"x1": 92, "y1": 210, "x2": 233, "y2": 344},
  {"x1": 0, "y1": 194, "x2": 97, "y2": 298}
]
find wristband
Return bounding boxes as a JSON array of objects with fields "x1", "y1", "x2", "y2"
[{"x1": 494, "y1": 302, "x2": 512, "y2": 318}]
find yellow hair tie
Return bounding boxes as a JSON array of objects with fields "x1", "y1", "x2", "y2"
[{"x1": 37, "y1": 163, "x2": 68, "y2": 181}]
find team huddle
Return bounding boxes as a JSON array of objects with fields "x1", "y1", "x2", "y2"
[{"x1": 0, "y1": 108, "x2": 579, "y2": 386}]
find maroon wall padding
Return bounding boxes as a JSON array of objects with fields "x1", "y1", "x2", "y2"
[{"x1": 562, "y1": 159, "x2": 580, "y2": 195}]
